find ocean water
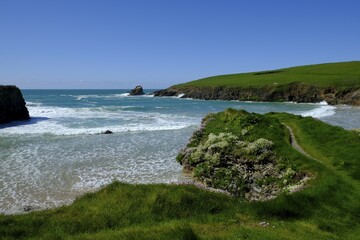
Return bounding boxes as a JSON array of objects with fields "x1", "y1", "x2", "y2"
[{"x1": 1, "y1": 89, "x2": 360, "y2": 214}]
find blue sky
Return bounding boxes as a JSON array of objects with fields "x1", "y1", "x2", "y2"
[{"x1": 0, "y1": 0, "x2": 359, "y2": 89}]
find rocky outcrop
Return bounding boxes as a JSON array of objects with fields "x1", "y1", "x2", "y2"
[
  {"x1": 102, "y1": 130, "x2": 113, "y2": 134},
  {"x1": 154, "y1": 83, "x2": 360, "y2": 105},
  {"x1": 130, "y1": 85, "x2": 145, "y2": 96},
  {"x1": 177, "y1": 110, "x2": 310, "y2": 201},
  {"x1": 0, "y1": 86, "x2": 29, "y2": 124}
]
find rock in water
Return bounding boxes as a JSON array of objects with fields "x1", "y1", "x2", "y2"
[
  {"x1": 0, "y1": 85, "x2": 30, "y2": 124},
  {"x1": 23, "y1": 205, "x2": 33, "y2": 212},
  {"x1": 130, "y1": 85, "x2": 145, "y2": 95},
  {"x1": 102, "y1": 130, "x2": 113, "y2": 134}
]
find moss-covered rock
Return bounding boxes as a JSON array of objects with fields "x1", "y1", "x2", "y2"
[{"x1": 178, "y1": 109, "x2": 310, "y2": 201}]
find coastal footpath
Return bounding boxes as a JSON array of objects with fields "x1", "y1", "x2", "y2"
[
  {"x1": 154, "y1": 61, "x2": 360, "y2": 105},
  {"x1": 0, "y1": 85, "x2": 29, "y2": 124}
]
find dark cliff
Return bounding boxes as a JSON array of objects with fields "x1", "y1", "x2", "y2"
[
  {"x1": 154, "y1": 83, "x2": 360, "y2": 105},
  {"x1": 0, "y1": 86, "x2": 30, "y2": 124},
  {"x1": 154, "y1": 61, "x2": 360, "y2": 105}
]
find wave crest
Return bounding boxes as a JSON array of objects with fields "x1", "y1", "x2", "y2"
[{"x1": 301, "y1": 102, "x2": 336, "y2": 118}]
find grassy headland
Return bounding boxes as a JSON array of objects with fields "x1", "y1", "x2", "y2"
[
  {"x1": 154, "y1": 61, "x2": 360, "y2": 105},
  {"x1": 1, "y1": 110, "x2": 360, "y2": 239},
  {"x1": 176, "y1": 61, "x2": 360, "y2": 88}
]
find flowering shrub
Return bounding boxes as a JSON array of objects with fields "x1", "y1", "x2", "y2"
[
  {"x1": 178, "y1": 132, "x2": 277, "y2": 196},
  {"x1": 177, "y1": 110, "x2": 305, "y2": 200},
  {"x1": 353, "y1": 128, "x2": 360, "y2": 137}
]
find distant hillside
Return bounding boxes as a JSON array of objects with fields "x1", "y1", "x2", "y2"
[{"x1": 154, "y1": 61, "x2": 360, "y2": 105}]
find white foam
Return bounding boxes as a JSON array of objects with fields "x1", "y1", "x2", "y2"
[
  {"x1": 25, "y1": 101, "x2": 42, "y2": 107},
  {"x1": 117, "y1": 93, "x2": 130, "y2": 97},
  {"x1": 0, "y1": 120, "x2": 193, "y2": 136},
  {"x1": 72, "y1": 93, "x2": 154, "y2": 100},
  {"x1": 117, "y1": 106, "x2": 144, "y2": 109},
  {"x1": 301, "y1": 102, "x2": 336, "y2": 118},
  {"x1": 0, "y1": 105, "x2": 197, "y2": 136},
  {"x1": 315, "y1": 101, "x2": 329, "y2": 106},
  {"x1": 73, "y1": 93, "x2": 131, "y2": 100},
  {"x1": 0, "y1": 128, "x2": 189, "y2": 214},
  {"x1": 128, "y1": 94, "x2": 154, "y2": 97},
  {"x1": 172, "y1": 93, "x2": 185, "y2": 98},
  {"x1": 74, "y1": 94, "x2": 100, "y2": 100},
  {"x1": 27, "y1": 105, "x2": 148, "y2": 119}
]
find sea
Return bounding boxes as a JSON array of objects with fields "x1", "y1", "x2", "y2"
[{"x1": 1, "y1": 89, "x2": 360, "y2": 214}]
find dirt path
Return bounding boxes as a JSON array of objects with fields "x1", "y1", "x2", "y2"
[{"x1": 282, "y1": 123, "x2": 321, "y2": 163}]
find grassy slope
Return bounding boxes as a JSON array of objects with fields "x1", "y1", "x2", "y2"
[
  {"x1": 271, "y1": 113, "x2": 360, "y2": 239},
  {"x1": 1, "y1": 111, "x2": 360, "y2": 239},
  {"x1": 175, "y1": 61, "x2": 360, "y2": 88}
]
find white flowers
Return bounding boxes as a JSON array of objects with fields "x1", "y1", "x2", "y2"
[{"x1": 245, "y1": 138, "x2": 274, "y2": 155}]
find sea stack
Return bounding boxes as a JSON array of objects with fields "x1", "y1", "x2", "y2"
[
  {"x1": 129, "y1": 85, "x2": 145, "y2": 96},
  {"x1": 0, "y1": 85, "x2": 30, "y2": 124}
]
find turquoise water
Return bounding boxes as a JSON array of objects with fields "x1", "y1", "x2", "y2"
[{"x1": 0, "y1": 89, "x2": 359, "y2": 214}]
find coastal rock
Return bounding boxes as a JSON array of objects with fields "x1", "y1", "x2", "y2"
[
  {"x1": 102, "y1": 130, "x2": 113, "y2": 134},
  {"x1": 154, "y1": 84, "x2": 360, "y2": 106},
  {"x1": 23, "y1": 205, "x2": 33, "y2": 212},
  {"x1": 130, "y1": 85, "x2": 145, "y2": 96},
  {"x1": 22, "y1": 205, "x2": 40, "y2": 212},
  {"x1": 153, "y1": 88, "x2": 179, "y2": 97},
  {"x1": 0, "y1": 85, "x2": 30, "y2": 124}
]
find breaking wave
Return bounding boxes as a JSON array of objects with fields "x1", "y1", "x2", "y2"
[
  {"x1": 301, "y1": 101, "x2": 336, "y2": 118},
  {"x1": 0, "y1": 105, "x2": 197, "y2": 136}
]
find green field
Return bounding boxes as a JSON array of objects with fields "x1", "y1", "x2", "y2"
[
  {"x1": 1, "y1": 110, "x2": 360, "y2": 239},
  {"x1": 175, "y1": 61, "x2": 360, "y2": 88}
]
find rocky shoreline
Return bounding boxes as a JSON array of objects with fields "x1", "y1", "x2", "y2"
[
  {"x1": 154, "y1": 83, "x2": 360, "y2": 105},
  {"x1": 0, "y1": 85, "x2": 29, "y2": 124}
]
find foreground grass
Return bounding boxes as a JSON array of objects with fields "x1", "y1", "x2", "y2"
[
  {"x1": 175, "y1": 61, "x2": 360, "y2": 88},
  {"x1": 1, "y1": 111, "x2": 360, "y2": 239},
  {"x1": 0, "y1": 182, "x2": 344, "y2": 240}
]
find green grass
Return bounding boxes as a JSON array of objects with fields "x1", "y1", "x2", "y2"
[
  {"x1": 1, "y1": 110, "x2": 360, "y2": 239},
  {"x1": 272, "y1": 113, "x2": 360, "y2": 178},
  {"x1": 174, "y1": 61, "x2": 360, "y2": 88}
]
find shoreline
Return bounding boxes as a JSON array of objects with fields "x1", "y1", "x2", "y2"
[
  {"x1": 5, "y1": 181, "x2": 231, "y2": 216},
  {"x1": 1, "y1": 91, "x2": 360, "y2": 216},
  {"x1": 153, "y1": 84, "x2": 360, "y2": 106}
]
